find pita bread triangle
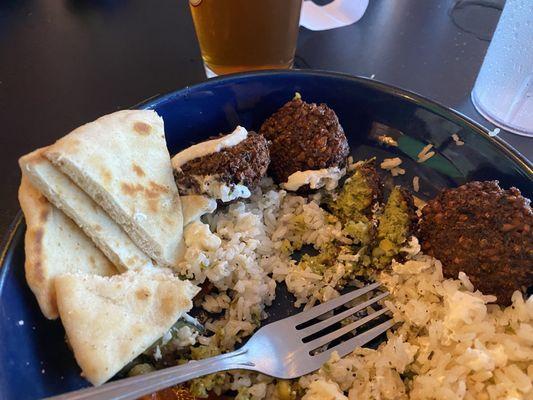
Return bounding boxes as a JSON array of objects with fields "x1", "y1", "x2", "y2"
[
  {"x1": 54, "y1": 268, "x2": 200, "y2": 386},
  {"x1": 19, "y1": 148, "x2": 152, "y2": 272},
  {"x1": 45, "y1": 110, "x2": 184, "y2": 267},
  {"x1": 18, "y1": 176, "x2": 116, "y2": 319}
]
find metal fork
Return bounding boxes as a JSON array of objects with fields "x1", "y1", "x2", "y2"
[{"x1": 47, "y1": 282, "x2": 393, "y2": 400}]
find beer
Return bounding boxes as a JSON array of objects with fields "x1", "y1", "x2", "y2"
[{"x1": 189, "y1": 0, "x2": 302, "y2": 76}]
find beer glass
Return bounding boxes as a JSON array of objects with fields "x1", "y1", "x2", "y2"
[{"x1": 189, "y1": 0, "x2": 303, "y2": 77}]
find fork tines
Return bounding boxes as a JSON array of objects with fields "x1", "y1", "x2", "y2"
[{"x1": 293, "y1": 282, "x2": 394, "y2": 362}]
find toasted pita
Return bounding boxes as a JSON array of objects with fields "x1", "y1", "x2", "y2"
[
  {"x1": 55, "y1": 269, "x2": 200, "y2": 386},
  {"x1": 18, "y1": 177, "x2": 116, "y2": 319},
  {"x1": 181, "y1": 195, "x2": 217, "y2": 226},
  {"x1": 45, "y1": 110, "x2": 183, "y2": 267},
  {"x1": 20, "y1": 148, "x2": 152, "y2": 272}
]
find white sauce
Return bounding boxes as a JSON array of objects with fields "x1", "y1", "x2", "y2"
[
  {"x1": 400, "y1": 236, "x2": 421, "y2": 259},
  {"x1": 218, "y1": 183, "x2": 251, "y2": 202},
  {"x1": 173, "y1": 326, "x2": 198, "y2": 347},
  {"x1": 193, "y1": 175, "x2": 251, "y2": 202},
  {"x1": 184, "y1": 221, "x2": 221, "y2": 251},
  {"x1": 171, "y1": 126, "x2": 248, "y2": 169},
  {"x1": 281, "y1": 167, "x2": 345, "y2": 191}
]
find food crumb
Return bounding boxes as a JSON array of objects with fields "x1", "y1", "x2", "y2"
[
  {"x1": 377, "y1": 135, "x2": 398, "y2": 147},
  {"x1": 380, "y1": 157, "x2": 402, "y2": 170},
  {"x1": 413, "y1": 176, "x2": 420, "y2": 192},
  {"x1": 17, "y1": 320, "x2": 24, "y2": 326},
  {"x1": 391, "y1": 167, "x2": 406, "y2": 176},
  {"x1": 417, "y1": 144, "x2": 435, "y2": 163},
  {"x1": 488, "y1": 127, "x2": 500, "y2": 137},
  {"x1": 347, "y1": 158, "x2": 365, "y2": 172},
  {"x1": 413, "y1": 195, "x2": 426, "y2": 217},
  {"x1": 451, "y1": 133, "x2": 465, "y2": 146},
  {"x1": 380, "y1": 158, "x2": 405, "y2": 177},
  {"x1": 154, "y1": 345, "x2": 162, "y2": 361}
]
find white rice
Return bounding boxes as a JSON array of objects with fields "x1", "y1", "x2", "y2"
[
  {"x1": 452, "y1": 133, "x2": 465, "y2": 146},
  {"x1": 380, "y1": 158, "x2": 406, "y2": 177},
  {"x1": 412, "y1": 176, "x2": 420, "y2": 192},
  {"x1": 297, "y1": 256, "x2": 532, "y2": 400},
  {"x1": 417, "y1": 144, "x2": 436, "y2": 163},
  {"x1": 380, "y1": 157, "x2": 403, "y2": 170},
  {"x1": 176, "y1": 175, "x2": 532, "y2": 399}
]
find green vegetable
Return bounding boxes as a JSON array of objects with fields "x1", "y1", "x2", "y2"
[
  {"x1": 127, "y1": 363, "x2": 155, "y2": 377},
  {"x1": 189, "y1": 373, "x2": 225, "y2": 398},
  {"x1": 372, "y1": 187, "x2": 412, "y2": 269},
  {"x1": 189, "y1": 344, "x2": 225, "y2": 398},
  {"x1": 191, "y1": 344, "x2": 221, "y2": 360},
  {"x1": 330, "y1": 163, "x2": 380, "y2": 247},
  {"x1": 343, "y1": 220, "x2": 373, "y2": 245},
  {"x1": 276, "y1": 380, "x2": 295, "y2": 400},
  {"x1": 330, "y1": 167, "x2": 375, "y2": 223},
  {"x1": 235, "y1": 388, "x2": 251, "y2": 400},
  {"x1": 299, "y1": 244, "x2": 339, "y2": 275}
]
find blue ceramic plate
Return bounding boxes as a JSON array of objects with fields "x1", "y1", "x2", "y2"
[{"x1": 1, "y1": 70, "x2": 531, "y2": 399}]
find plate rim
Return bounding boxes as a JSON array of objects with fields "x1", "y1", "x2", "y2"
[
  {"x1": 3, "y1": 67, "x2": 532, "y2": 300},
  {"x1": 1, "y1": 69, "x2": 532, "y2": 397},
  {"x1": 135, "y1": 69, "x2": 532, "y2": 174}
]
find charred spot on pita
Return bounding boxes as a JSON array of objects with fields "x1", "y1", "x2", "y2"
[
  {"x1": 133, "y1": 121, "x2": 152, "y2": 136},
  {"x1": 132, "y1": 164, "x2": 146, "y2": 177}
]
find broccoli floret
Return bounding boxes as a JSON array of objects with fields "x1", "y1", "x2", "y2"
[{"x1": 299, "y1": 244, "x2": 339, "y2": 275}]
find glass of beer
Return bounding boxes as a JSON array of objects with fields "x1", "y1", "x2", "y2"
[{"x1": 189, "y1": 0, "x2": 303, "y2": 77}]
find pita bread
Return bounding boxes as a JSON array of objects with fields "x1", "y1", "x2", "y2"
[
  {"x1": 181, "y1": 195, "x2": 217, "y2": 226},
  {"x1": 45, "y1": 110, "x2": 183, "y2": 267},
  {"x1": 18, "y1": 177, "x2": 116, "y2": 319},
  {"x1": 19, "y1": 148, "x2": 152, "y2": 272},
  {"x1": 54, "y1": 269, "x2": 200, "y2": 386}
]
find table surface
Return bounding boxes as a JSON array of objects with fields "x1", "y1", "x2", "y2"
[{"x1": 0, "y1": 0, "x2": 531, "y2": 239}]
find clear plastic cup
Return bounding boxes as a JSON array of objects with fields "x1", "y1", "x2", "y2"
[{"x1": 471, "y1": 0, "x2": 533, "y2": 137}]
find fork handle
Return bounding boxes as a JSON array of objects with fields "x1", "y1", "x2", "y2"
[{"x1": 45, "y1": 348, "x2": 256, "y2": 400}]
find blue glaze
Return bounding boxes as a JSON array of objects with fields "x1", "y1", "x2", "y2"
[{"x1": 0, "y1": 70, "x2": 531, "y2": 399}]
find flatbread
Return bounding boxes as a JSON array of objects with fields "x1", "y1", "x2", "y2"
[
  {"x1": 181, "y1": 195, "x2": 217, "y2": 226},
  {"x1": 19, "y1": 148, "x2": 152, "y2": 272},
  {"x1": 18, "y1": 177, "x2": 116, "y2": 319},
  {"x1": 45, "y1": 110, "x2": 184, "y2": 267},
  {"x1": 54, "y1": 269, "x2": 200, "y2": 386}
]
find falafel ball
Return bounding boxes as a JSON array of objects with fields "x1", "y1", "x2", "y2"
[
  {"x1": 418, "y1": 181, "x2": 532, "y2": 305},
  {"x1": 174, "y1": 132, "x2": 269, "y2": 202},
  {"x1": 258, "y1": 97, "x2": 350, "y2": 184}
]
